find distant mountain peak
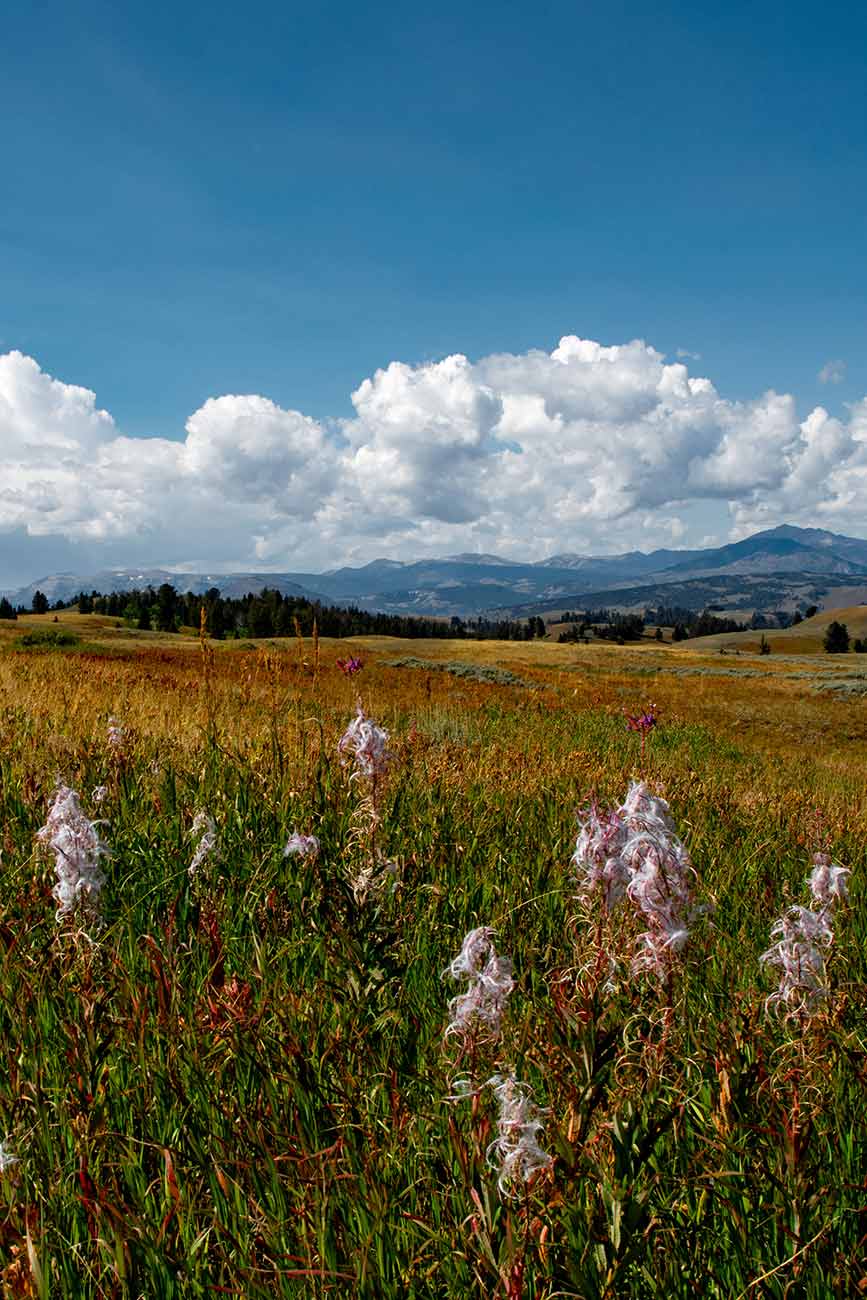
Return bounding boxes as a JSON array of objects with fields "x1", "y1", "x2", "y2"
[
  {"x1": 444, "y1": 552, "x2": 513, "y2": 565},
  {"x1": 8, "y1": 524, "x2": 867, "y2": 621}
]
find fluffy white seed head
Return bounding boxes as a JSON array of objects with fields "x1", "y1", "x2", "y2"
[
  {"x1": 761, "y1": 906, "x2": 833, "y2": 1017},
  {"x1": 573, "y1": 783, "x2": 698, "y2": 981},
  {"x1": 283, "y1": 831, "x2": 320, "y2": 859},
  {"x1": 107, "y1": 717, "x2": 126, "y2": 751},
  {"x1": 444, "y1": 927, "x2": 515, "y2": 1041},
  {"x1": 761, "y1": 846, "x2": 851, "y2": 1020},
  {"x1": 572, "y1": 804, "x2": 630, "y2": 909},
  {"x1": 37, "y1": 784, "x2": 108, "y2": 923},
  {"x1": 809, "y1": 853, "x2": 850, "y2": 909},
  {"x1": 189, "y1": 811, "x2": 218, "y2": 878},
  {"x1": 618, "y1": 781, "x2": 676, "y2": 836},
  {"x1": 338, "y1": 707, "x2": 392, "y2": 781},
  {"x1": 486, "y1": 1074, "x2": 553, "y2": 1197}
]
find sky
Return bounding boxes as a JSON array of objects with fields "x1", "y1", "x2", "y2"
[{"x1": 2, "y1": 0, "x2": 866, "y2": 586}]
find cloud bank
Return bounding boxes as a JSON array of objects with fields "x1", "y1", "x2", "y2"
[{"x1": 0, "y1": 339, "x2": 864, "y2": 576}]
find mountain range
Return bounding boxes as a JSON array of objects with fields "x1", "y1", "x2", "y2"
[{"x1": 5, "y1": 525, "x2": 867, "y2": 620}]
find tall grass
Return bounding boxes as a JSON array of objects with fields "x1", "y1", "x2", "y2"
[{"x1": 0, "y1": 635, "x2": 864, "y2": 1296}]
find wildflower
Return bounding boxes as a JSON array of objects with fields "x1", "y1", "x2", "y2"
[
  {"x1": 486, "y1": 1074, "x2": 553, "y2": 1197},
  {"x1": 338, "y1": 706, "x2": 392, "y2": 781},
  {"x1": 762, "y1": 853, "x2": 850, "y2": 1018},
  {"x1": 0, "y1": 1140, "x2": 17, "y2": 1174},
  {"x1": 572, "y1": 801, "x2": 629, "y2": 909},
  {"x1": 444, "y1": 927, "x2": 515, "y2": 1041},
  {"x1": 349, "y1": 856, "x2": 399, "y2": 905},
  {"x1": 572, "y1": 781, "x2": 698, "y2": 980},
  {"x1": 107, "y1": 717, "x2": 125, "y2": 751},
  {"x1": 283, "y1": 831, "x2": 320, "y2": 859},
  {"x1": 37, "y1": 784, "x2": 109, "y2": 923},
  {"x1": 808, "y1": 852, "x2": 850, "y2": 909},
  {"x1": 189, "y1": 811, "x2": 217, "y2": 877},
  {"x1": 761, "y1": 906, "x2": 834, "y2": 1017},
  {"x1": 336, "y1": 656, "x2": 364, "y2": 677},
  {"x1": 625, "y1": 703, "x2": 659, "y2": 759},
  {"x1": 625, "y1": 704, "x2": 659, "y2": 736},
  {"x1": 91, "y1": 785, "x2": 109, "y2": 805}
]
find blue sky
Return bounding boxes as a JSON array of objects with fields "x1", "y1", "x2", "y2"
[{"x1": 1, "y1": 0, "x2": 866, "y2": 582}]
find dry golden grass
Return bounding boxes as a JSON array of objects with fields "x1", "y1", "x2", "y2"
[{"x1": 3, "y1": 620, "x2": 867, "y2": 816}]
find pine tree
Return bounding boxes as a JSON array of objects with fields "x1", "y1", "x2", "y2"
[{"x1": 824, "y1": 621, "x2": 850, "y2": 654}]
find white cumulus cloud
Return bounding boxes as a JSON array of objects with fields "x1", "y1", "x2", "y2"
[{"x1": 0, "y1": 338, "x2": 865, "y2": 579}]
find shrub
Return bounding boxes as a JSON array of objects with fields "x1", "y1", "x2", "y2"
[{"x1": 16, "y1": 629, "x2": 80, "y2": 649}]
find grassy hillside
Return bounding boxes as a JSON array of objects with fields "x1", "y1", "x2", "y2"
[
  {"x1": 0, "y1": 627, "x2": 864, "y2": 1295},
  {"x1": 671, "y1": 603, "x2": 867, "y2": 654}
]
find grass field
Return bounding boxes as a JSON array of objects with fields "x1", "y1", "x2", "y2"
[{"x1": 0, "y1": 617, "x2": 865, "y2": 1297}]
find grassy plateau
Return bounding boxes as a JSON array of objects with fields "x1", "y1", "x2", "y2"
[{"x1": 0, "y1": 612, "x2": 865, "y2": 1297}]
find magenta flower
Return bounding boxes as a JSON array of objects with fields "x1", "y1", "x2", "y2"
[
  {"x1": 625, "y1": 704, "x2": 659, "y2": 764},
  {"x1": 336, "y1": 656, "x2": 364, "y2": 677},
  {"x1": 625, "y1": 704, "x2": 658, "y2": 735}
]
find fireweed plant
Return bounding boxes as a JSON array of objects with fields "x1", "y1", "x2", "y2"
[
  {"x1": 444, "y1": 926, "x2": 515, "y2": 1044},
  {"x1": 761, "y1": 851, "x2": 851, "y2": 1018},
  {"x1": 188, "y1": 810, "x2": 218, "y2": 878},
  {"x1": 624, "y1": 702, "x2": 659, "y2": 769},
  {"x1": 338, "y1": 704, "x2": 398, "y2": 901},
  {"x1": 0, "y1": 630, "x2": 865, "y2": 1297},
  {"x1": 283, "y1": 831, "x2": 320, "y2": 859},
  {"x1": 443, "y1": 929, "x2": 552, "y2": 1203},
  {"x1": 572, "y1": 780, "x2": 702, "y2": 986},
  {"x1": 37, "y1": 783, "x2": 109, "y2": 928}
]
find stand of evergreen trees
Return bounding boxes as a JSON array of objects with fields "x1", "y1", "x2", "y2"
[
  {"x1": 63, "y1": 585, "x2": 550, "y2": 642},
  {"x1": 554, "y1": 604, "x2": 749, "y2": 643}
]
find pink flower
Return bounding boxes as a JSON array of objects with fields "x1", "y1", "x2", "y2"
[{"x1": 625, "y1": 704, "x2": 659, "y2": 735}]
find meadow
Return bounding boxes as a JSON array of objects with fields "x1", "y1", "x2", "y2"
[{"x1": 0, "y1": 613, "x2": 865, "y2": 1297}]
